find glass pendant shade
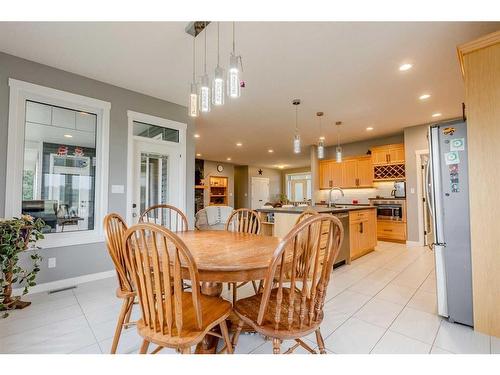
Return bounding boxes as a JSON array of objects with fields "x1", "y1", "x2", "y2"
[
  {"x1": 293, "y1": 134, "x2": 301, "y2": 154},
  {"x1": 228, "y1": 52, "x2": 241, "y2": 98},
  {"x1": 318, "y1": 139, "x2": 325, "y2": 159},
  {"x1": 189, "y1": 82, "x2": 199, "y2": 117},
  {"x1": 199, "y1": 74, "x2": 211, "y2": 113},
  {"x1": 336, "y1": 146, "x2": 343, "y2": 163},
  {"x1": 212, "y1": 66, "x2": 225, "y2": 106}
]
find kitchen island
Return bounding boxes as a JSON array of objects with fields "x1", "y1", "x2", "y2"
[{"x1": 256, "y1": 205, "x2": 377, "y2": 264}]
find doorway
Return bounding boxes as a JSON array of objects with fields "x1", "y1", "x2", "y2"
[
  {"x1": 251, "y1": 177, "x2": 270, "y2": 209},
  {"x1": 126, "y1": 111, "x2": 186, "y2": 224}
]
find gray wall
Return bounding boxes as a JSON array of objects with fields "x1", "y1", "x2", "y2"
[
  {"x1": 0, "y1": 52, "x2": 195, "y2": 284},
  {"x1": 203, "y1": 160, "x2": 235, "y2": 207},
  {"x1": 323, "y1": 133, "x2": 405, "y2": 159},
  {"x1": 234, "y1": 165, "x2": 249, "y2": 209},
  {"x1": 404, "y1": 124, "x2": 430, "y2": 243}
]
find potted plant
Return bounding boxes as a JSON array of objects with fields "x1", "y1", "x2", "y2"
[{"x1": 0, "y1": 215, "x2": 44, "y2": 317}]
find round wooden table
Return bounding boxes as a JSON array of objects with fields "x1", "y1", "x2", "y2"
[{"x1": 174, "y1": 230, "x2": 280, "y2": 353}]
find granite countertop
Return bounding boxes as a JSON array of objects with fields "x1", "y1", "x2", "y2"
[{"x1": 256, "y1": 205, "x2": 376, "y2": 215}]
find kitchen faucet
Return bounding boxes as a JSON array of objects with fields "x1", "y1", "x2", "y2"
[{"x1": 328, "y1": 187, "x2": 344, "y2": 208}]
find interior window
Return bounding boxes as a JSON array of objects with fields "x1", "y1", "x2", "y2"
[
  {"x1": 133, "y1": 120, "x2": 179, "y2": 142},
  {"x1": 286, "y1": 173, "x2": 312, "y2": 202},
  {"x1": 21, "y1": 100, "x2": 97, "y2": 233}
]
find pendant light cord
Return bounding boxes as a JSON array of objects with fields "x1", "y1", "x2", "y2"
[
  {"x1": 217, "y1": 22, "x2": 220, "y2": 66},
  {"x1": 232, "y1": 22, "x2": 235, "y2": 53},
  {"x1": 192, "y1": 37, "x2": 196, "y2": 82},
  {"x1": 295, "y1": 106, "x2": 298, "y2": 134},
  {"x1": 204, "y1": 22, "x2": 207, "y2": 74}
]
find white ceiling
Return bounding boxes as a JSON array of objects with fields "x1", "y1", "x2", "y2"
[{"x1": 0, "y1": 22, "x2": 499, "y2": 168}]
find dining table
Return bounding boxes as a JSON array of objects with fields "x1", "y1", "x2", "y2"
[{"x1": 172, "y1": 229, "x2": 281, "y2": 353}]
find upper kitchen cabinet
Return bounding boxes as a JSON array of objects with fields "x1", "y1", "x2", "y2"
[
  {"x1": 371, "y1": 143, "x2": 405, "y2": 165},
  {"x1": 319, "y1": 156, "x2": 373, "y2": 189},
  {"x1": 371, "y1": 143, "x2": 406, "y2": 181}
]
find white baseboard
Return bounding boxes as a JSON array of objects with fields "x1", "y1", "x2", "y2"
[
  {"x1": 13, "y1": 270, "x2": 116, "y2": 296},
  {"x1": 406, "y1": 240, "x2": 424, "y2": 247}
]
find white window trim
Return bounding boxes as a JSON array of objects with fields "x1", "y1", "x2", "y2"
[
  {"x1": 6, "y1": 78, "x2": 110, "y2": 248},
  {"x1": 126, "y1": 110, "x2": 187, "y2": 225}
]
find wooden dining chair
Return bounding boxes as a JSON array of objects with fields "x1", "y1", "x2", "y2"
[
  {"x1": 224, "y1": 208, "x2": 261, "y2": 304},
  {"x1": 139, "y1": 204, "x2": 188, "y2": 232},
  {"x1": 295, "y1": 207, "x2": 319, "y2": 224},
  {"x1": 123, "y1": 223, "x2": 233, "y2": 354},
  {"x1": 103, "y1": 213, "x2": 136, "y2": 354},
  {"x1": 232, "y1": 214, "x2": 344, "y2": 354}
]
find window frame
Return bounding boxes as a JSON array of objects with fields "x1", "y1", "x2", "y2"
[{"x1": 6, "y1": 78, "x2": 110, "y2": 248}]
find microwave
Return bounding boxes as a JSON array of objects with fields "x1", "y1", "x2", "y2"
[{"x1": 376, "y1": 204, "x2": 403, "y2": 221}]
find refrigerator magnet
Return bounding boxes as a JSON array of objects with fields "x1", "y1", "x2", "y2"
[
  {"x1": 450, "y1": 138, "x2": 465, "y2": 151},
  {"x1": 445, "y1": 151, "x2": 460, "y2": 165}
]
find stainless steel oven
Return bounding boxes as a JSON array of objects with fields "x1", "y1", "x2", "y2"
[{"x1": 370, "y1": 199, "x2": 405, "y2": 221}]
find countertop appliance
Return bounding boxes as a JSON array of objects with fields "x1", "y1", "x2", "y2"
[
  {"x1": 332, "y1": 212, "x2": 350, "y2": 268},
  {"x1": 392, "y1": 181, "x2": 406, "y2": 198},
  {"x1": 370, "y1": 199, "x2": 405, "y2": 221},
  {"x1": 427, "y1": 120, "x2": 473, "y2": 326}
]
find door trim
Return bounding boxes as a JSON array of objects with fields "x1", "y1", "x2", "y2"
[
  {"x1": 126, "y1": 110, "x2": 187, "y2": 225},
  {"x1": 415, "y1": 148, "x2": 429, "y2": 247}
]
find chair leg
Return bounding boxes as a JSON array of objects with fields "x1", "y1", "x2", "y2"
[
  {"x1": 110, "y1": 297, "x2": 131, "y2": 354},
  {"x1": 181, "y1": 346, "x2": 191, "y2": 354},
  {"x1": 123, "y1": 297, "x2": 134, "y2": 328},
  {"x1": 220, "y1": 320, "x2": 233, "y2": 354},
  {"x1": 251, "y1": 280, "x2": 258, "y2": 294},
  {"x1": 231, "y1": 319, "x2": 245, "y2": 347},
  {"x1": 315, "y1": 328, "x2": 327, "y2": 354},
  {"x1": 139, "y1": 339, "x2": 150, "y2": 354},
  {"x1": 232, "y1": 283, "x2": 237, "y2": 305},
  {"x1": 272, "y1": 338, "x2": 281, "y2": 354}
]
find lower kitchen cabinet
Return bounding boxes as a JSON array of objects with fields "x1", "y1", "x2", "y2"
[
  {"x1": 349, "y1": 209, "x2": 377, "y2": 261},
  {"x1": 377, "y1": 220, "x2": 407, "y2": 242}
]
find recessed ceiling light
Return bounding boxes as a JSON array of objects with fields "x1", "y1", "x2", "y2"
[
  {"x1": 319, "y1": 136, "x2": 325, "y2": 140},
  {"x1": 366, "y1": 127, "x2": 374, "y2": 131},
  {"x1": 399, "y1": 63, "x2": 413, "y2": 71},
  {"x1": 194, "y1": 134, "x2": 200, "y2": 138},
  {"x1": 236, "y1": 142, "x2": 242, "y2": 147},
  {"x1": 432, "y1": 113, "x2": 442, "y2": 118},
  {"x1": 419, "y1": 94, "x2": 431, "y2": 100},
  {"x1": 64, "y1": 134, "x2": 73, "y2": 138},
  {"x1": 196, "y1": 153, "x2": 201, "y2": 157},
  {"x1": 227, "y1": 157, "x2": 231, "y2": 161},
  {"x1": 268, "y1": 149, "x2": 274, "y2": 153}
]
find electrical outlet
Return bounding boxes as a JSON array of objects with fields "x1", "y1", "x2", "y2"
[{"x1": 48, "y1": 257, "x2": 56, "y2": 269}]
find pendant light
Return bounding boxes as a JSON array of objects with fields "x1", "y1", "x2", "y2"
[
  {"x1": 335, "y1": 121, "x2": 343, "y2": 162},
  {"x1": 199, "y1": 22, "x2": 211, "y2": 113},
  {"x1": 228, "y1": 22, "x2": 241, "y2": 98},
  {"x1": 212, "y1": 22, "x2": 225, "y2": 106},
  {"x1": 292, "y1": 99, "x2": 301, "y2": 154},
  {"x1": 317, "y1": 112, "x2": 325, "y2": 159},
  {"x1": 189, "y1": 37, "x2": 199, "y2": 117}
]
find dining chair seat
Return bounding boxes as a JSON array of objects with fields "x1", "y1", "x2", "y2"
[
  {"x1": 136, "y1": 292, "x2": 232, "y2": 348},
  {"x1": 234, "y1": 288, "x2": 323, "y2": 339}
]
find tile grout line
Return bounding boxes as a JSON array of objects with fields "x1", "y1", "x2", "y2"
[{"x1": 72, "y1": 288, "x2": 102, "y2": 353}]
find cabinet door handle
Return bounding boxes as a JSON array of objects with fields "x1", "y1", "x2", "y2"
[
  {"x1": 383, "y1": 229, "x2": 393, "y2": 232},
  {"x1": 329, "y1": 180, "x2": 332, "y2": 187},
  {"x1": 360, "y1": 222, "x2": 364, "y2": 234}
]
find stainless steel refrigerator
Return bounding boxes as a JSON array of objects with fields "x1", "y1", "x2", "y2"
[{"x1": 426, "y1": 120, "x2": 473, "y2": 327}]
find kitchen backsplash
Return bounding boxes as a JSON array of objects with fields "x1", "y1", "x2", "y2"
[{"x1": 315, "y1": 181, "x2": 396, "y2": 204}]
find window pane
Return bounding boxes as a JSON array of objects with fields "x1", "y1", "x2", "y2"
[
  {"x1": 21, "y1": 100, "x2": 97, "y2": 233},
  {"x1": 133, "y1": 121, "x2": 179, "y2": 142}
]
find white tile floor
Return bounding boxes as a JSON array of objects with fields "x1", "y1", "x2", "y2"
[{"x1": 1, "y1": 241, "x2": 497, "y2": 354}]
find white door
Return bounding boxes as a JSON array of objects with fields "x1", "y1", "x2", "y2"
[
  {"x1": 131, "y1": 139, "x2": 183, "y2": 222},
  {"x1": 251, "y1": 177, "x2": 270, "y2": 209}
]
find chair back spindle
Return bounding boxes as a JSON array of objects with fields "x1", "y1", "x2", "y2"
[
  {"x1": 123, "y1": 223, "x2": 202, "y2": 337},
  {"x1": 225, "y1": 208, "x2": 261, "y2": 234},
  {"x1": 139, "y1": 204, "x2": 189, "y2": 232},
  {"x1": 257, "y1": 214, "x2": 343, "y2": 330}
]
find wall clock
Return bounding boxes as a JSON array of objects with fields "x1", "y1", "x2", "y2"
[{"x1": 217, "y1": 164, "x2": 224, "y2": 172}]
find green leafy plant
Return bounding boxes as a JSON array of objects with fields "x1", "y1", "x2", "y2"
[{"x1": 0, "y1": 215, "x2": 45, "y2": 317}]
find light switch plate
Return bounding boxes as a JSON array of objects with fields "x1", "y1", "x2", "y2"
[
  {"x1": 48, "y1": 257, "x2": 56, "y2": 269},
  {"x1": 111, "y1": 185, "x2": 125, "y2": 194},
  {"x1": 410, "y1": 188, "x2": 415, "y2": 194}
]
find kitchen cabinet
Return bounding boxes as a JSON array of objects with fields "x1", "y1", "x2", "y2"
[
  {"x1": 349, "y1": 209, "x2": 377, "y2": 261},
  {"x1": 376, "y1": 220, "x2": 407, "y2": 242},
  {"x1": 371, "y1": 143, "x2": 405, "y2": 165},
  {"x1": 319, "y1": 156, "x2": 373, "y2": 189}
]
